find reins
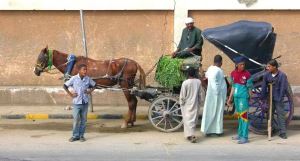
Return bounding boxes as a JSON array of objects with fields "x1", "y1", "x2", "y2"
[{"x1": 36, "y1": 49, "x2": 73, "y2": 74}]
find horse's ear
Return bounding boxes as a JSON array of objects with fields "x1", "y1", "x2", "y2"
[{"x1": 43, "y1": 45, "x2": 48, "y2": 53}]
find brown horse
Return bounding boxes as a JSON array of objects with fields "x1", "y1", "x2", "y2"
[{"x1": 34, "y1": 46, "x2": 146, "y2": 128}]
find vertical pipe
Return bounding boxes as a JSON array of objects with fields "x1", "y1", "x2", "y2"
[
  {"x1": 80, "y1": 9, "x2": 94, "y2": 112},
  {"x1": 80, "y1": 10, "x2": 88, "y2": 57},
  {"x1": 268, "y1": 83, "x2": 273, "y2": 141}
]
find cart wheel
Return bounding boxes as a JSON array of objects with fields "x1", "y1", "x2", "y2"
[
  {"x1": 249, "y1": 80, "x2": 294, "y2": 135},
  {"x1": 148, "y1": 96, "x2": 183, "y2": 132}
]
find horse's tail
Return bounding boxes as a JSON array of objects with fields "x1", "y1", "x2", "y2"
[{"x1": 136, "y1": 62, "x2": 146, "y2": 89}]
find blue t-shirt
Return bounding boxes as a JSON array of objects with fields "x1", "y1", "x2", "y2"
[{"x1": 64, "y1": 74, "x2": 96, "y2": 104}]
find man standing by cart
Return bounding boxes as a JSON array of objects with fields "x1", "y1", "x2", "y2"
[
  {"x1": 180, "y1": 67, "x2": 202, "y2": 143},
  {"x1": 261, "y1": 59, "x2": 289, "y2": 139},
  {"x1": 201, "y1": 55, "x2": 227, "y2": 136},
  {"x1": 227, "y1": 56, "x2": 253, "y2": 144}
]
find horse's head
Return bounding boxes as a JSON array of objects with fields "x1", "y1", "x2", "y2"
[{"x1": 34, "y1": 46, "x2": 49, "y2": 76}]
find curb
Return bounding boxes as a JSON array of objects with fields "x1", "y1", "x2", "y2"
[
  {"x1": 0, "y1": 114, "x2": 145, "y2": 120},
  {"x1": 1, "y1": 113, "x2": 300, "y2": 120}
]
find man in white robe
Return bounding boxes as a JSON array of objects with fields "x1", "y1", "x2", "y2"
[
  {"x1": 180, "y1": 68, "x2": 202, "y2": 143},
  {"x1": 201, "y1": 55, "x2": 227, "y2": 136}
]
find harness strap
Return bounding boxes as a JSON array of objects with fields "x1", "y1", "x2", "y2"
[
  {"x1": 114, "y1": 59, "x2": 128, "y2": 83},
  {"x1": 47, "y1": 49, "x2": 53, "y2": 70},
  {"x1": 91, "y1": 59, "x2": 128, "y2": 82}
]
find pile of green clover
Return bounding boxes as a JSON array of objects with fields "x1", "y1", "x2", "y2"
[{"x1": 155, "y1": 55, "x2": 187, "y2": 89}]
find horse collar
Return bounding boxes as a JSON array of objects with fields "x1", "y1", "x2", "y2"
[{"x1": 47, "y1": 49, "x2": 53, "y2": 70}]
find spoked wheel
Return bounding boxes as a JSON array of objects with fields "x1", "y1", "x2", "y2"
[
  {"x1": 249, "y1": 80, "x2": 294, "y2": 135},
  {"x1": 148, "y1": 96, "x2": 183, "y2": 132}
]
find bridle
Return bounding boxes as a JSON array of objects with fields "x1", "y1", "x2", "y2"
[
  {"x1": 35, "y1": 49, "x2": 53, "y2": 73},
  {"x1": 35, "y1": 49, "x2": 70, "y2": 74}
]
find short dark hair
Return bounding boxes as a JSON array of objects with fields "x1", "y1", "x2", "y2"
[
  {"x1": 267, "y1": 59, "x2": 279, "y2": 68},
  {"x1": 187, "y1": 67, "x2": 197, "y2": 78},
  {"x1": 214, "y1": 54, "x2": 222, "y2": 64},
  {"x1": 77, "y1": 64, "x2": 87, "y2": 70}
]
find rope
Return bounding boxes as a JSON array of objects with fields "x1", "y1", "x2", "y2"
[
  {"x1": 133, "y1": 56, "x2": 161, "y2": 85},
  {"x1": 35, "y1": 49, "x2": 74, "y2": 75},
  {"x1": 95, "y1": 84, "x2": 135, "y2": 92},
  {"x1": 145, "y1": 60, "x2": 159, "y2": 77},
  {"x1": 42, "y1": 60, "x2": 73, "y2": 75}
]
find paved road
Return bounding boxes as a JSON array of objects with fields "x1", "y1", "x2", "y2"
[{"x1": 0, "y1": 120, "x2": 300, "y2": 161}]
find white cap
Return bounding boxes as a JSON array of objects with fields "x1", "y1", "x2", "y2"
[{"x1": 185, "y1": 17, "x2": 194, "y2": 24}]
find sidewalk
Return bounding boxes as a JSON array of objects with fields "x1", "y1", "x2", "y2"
[
  {"x1": 1, "y1": 105, "x2": 300, "y2": 120},
  {"x1": 0, "y1": 105, "x2": 149, "y2": 120}
]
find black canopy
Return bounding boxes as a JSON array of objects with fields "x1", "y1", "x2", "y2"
[{"x1": 202, "y1": 20, "x2": 276, "y2": 74}]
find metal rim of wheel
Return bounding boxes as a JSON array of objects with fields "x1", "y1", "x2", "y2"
[
  {"x1": 148, "y1": 96, "x2": 183, "y2": 132},
  {"x1": 249, "y1": 82, "x2": 294, "y2": 135}
]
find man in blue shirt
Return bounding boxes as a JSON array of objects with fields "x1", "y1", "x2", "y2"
[
  {"x1": 64, "y1": 64, "x2": 96, "y2": 142},
  {"x1": 261, "y1": 59, "x2": 288, "y2": 139}
]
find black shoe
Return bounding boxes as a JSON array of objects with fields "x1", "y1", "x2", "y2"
[
  {"x1": 69, "y1": 137, "x2": 79, "y2": 142},
  {"x1": 216, "y1": 133, "x2": 224, "y2": 137},
  {"x1": 279, "y1": 133, "x2": 287, "y2": 139},
  {"x1": 232, "y1": 135, "x2": 240, "y2": 140},
  {"x1": 271, "y1": 129, "x2": 279, "y2": 137},
  {"x1": 80, "y1": 136, "x2": 86, "y2": 142},
  {"x1": 190, "y1": 136, "x2": 197, "y2": 143},
  {"x1": 205, "y1": 133, "x2": 213, "y2": 137},
  {"x1": 237, "y1": 138, "x2": 249, "y2": 144}
]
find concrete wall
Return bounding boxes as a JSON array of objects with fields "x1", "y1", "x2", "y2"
[
  {"x1": 0, "y1": 10, "x2": 174, "y2": 86},
  {"x1": 1, "y1": 10, "x2": 300, "y2": 106},
  {"x1": 0, "y1": 86, "x2": 149, "y2": 106}
]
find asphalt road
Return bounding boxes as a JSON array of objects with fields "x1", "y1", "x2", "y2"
[{"x1": 0, "y1": 119, "x2": 300, "y2": 161}]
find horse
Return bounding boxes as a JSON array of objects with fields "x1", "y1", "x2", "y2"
[{"x1": 34, "y1": 46, "x2": 146, "y2": 128}]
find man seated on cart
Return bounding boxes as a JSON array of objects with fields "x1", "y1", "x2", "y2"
[
  {"x1": 171, "y1": 17, "x2": 204, "y2": 77},
  {"x1": 171, "y1": 17, "x2": 203, "y2": 59}
]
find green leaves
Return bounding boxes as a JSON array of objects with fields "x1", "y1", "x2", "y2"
[{"x1": 155, "y1": 56, "x2": 187, "y2": 89}]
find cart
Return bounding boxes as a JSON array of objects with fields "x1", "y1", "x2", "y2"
[{"x1": 133, "y1": 20, "x2": 294, "y2": 134}]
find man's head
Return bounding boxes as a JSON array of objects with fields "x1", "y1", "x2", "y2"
[
  {"x1": 267, "y1": 59, "x2": 279, "y2": 73},
  {"x1": 78, "y1": 64, "x2": 87, "y2": 77},
  {"x1": 214, "y1": 54, "x2": 223, "y2": 67},
  {"x1": 187, "y1": 67, "x2": 197, "y2": 78},
  {"x1": 234, "y1": 56, "x2": 246, "y2": 71},
  {"x1": 185, "y1": 17, "x2": 194, "y2": 30}
]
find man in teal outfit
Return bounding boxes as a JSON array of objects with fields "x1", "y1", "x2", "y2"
[{"x1": 227, "y1": 56, "x2": 253, "y2": 144}]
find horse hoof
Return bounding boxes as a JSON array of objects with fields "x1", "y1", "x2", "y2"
[{"x1": 121, "y1": 123, "x2": 128, "y2": 129}]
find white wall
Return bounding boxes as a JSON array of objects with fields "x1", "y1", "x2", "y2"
[{"x1": 1, "y1": 0, "x2": 299, "y2": 10}]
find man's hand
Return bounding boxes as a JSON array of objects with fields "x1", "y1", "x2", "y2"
[
  {"x1": 248, "y1": 91, "x2": 253, "y2": 99},
  {"x1": 70, "y1": 92, "x2": 78, "y2": 98},
  {"x1": 63, "y1": 85, "x2": 78, "y2": 98},
  {"x1": 186, "y1": 48, "x2": 193, "y2": 52},
  {"x1": 171, "y1": 52, "x2": 177, "y2": 58},
  {"x1": 227, "y1": 97, "x2": 232, "y2": 107},
  {"x1": 85, "y1": 90, "x2": 92, "y2": 95},
  {"x1": 85, "y1": 88, "x2": 95, "y2": 95}
]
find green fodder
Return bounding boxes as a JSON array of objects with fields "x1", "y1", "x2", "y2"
[{"x1": 155, "y1": 55, "x2": 186, "y2": 89}]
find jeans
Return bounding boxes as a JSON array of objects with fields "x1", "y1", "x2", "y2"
[
  {"x1": 272, "y1": 101, "x2": 286, "y2": 134},
  {"x1": 66, "y1": 54, "x2": 76, "y2": 75},
  {"x1": 72, "y1": 103, "x2": 88, "y2": 138}
]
